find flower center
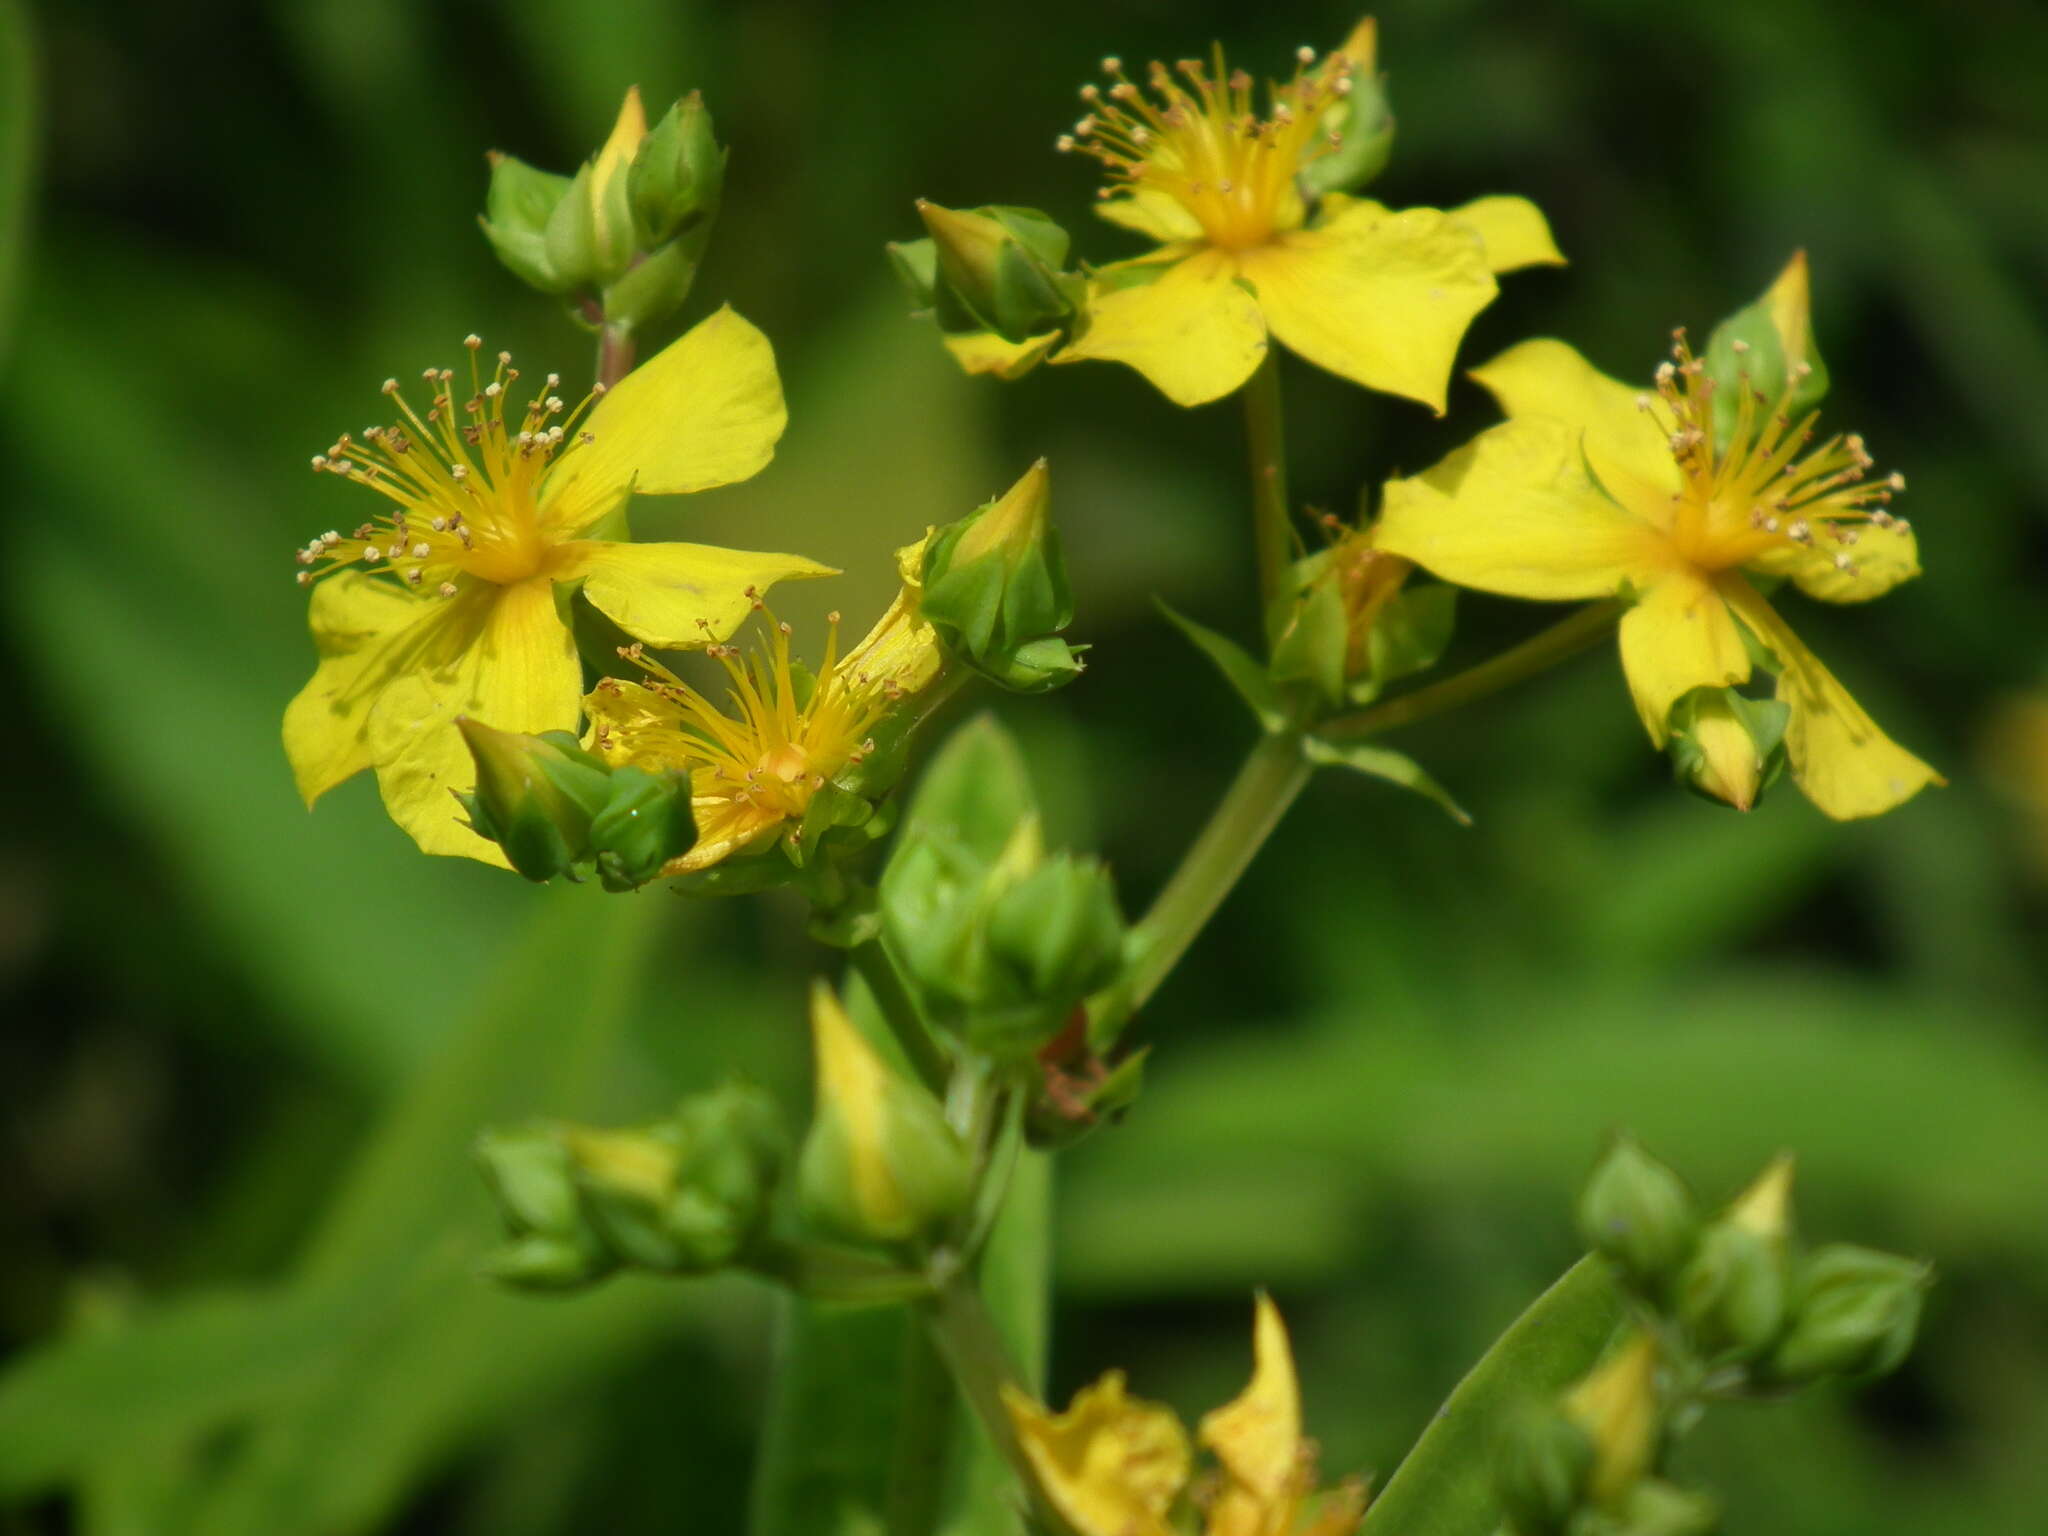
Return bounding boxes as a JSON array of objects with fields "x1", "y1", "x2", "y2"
[
  {"x1": 591, "y1": 604, "x2": 908, "y2": 861},
  {"x1": 292, "y1": 336, "x2": 605, "y2": 597},
  {"x1": 1059, "y1": 46, "x2": 1357, "y2": 252},
  {"x1": 1645, "y1": 328, "x2": 1906, "y2": 577}
]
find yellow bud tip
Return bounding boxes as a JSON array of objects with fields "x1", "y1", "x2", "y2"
[
  {"x1": 807, "y1": 982, "x2": 911, "y2": 1231},
  {"x1": 1690, "y1": 700, "x2": 1765, "y2": 811},
  {"x1": 1727, "y1": 1152, "x2": 1797, "y2": 1241},
  {"x1": 1566, "y1": 1330, "x2": 1661, "y2": 1504},
  {"x1": 594, "y1": 85, "x2": 650, "y2": 186},
  {"x1": 954, "y1": 459, "x2": 1053, "y2": 567},
  {"x1": 1336, "y1": 15, "x2": 1379, "y2": 70},
  {"x1": 1764, "y1": 249, "x2": 1815, "y2": 370}
]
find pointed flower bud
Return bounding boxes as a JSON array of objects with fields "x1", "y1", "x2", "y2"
[
  {"x1": 797, "y1": 982, "x2": 972, "y2": 1246},
  {"x1": 1675, "y1": 1155, "x2": 1796, "y2": 1360},
  {"x1": 1766, "y1": 1244, "x2": 1930, "y2": 1384},
  {"x1": 474, "y1": 1126, "x2": 616, "y2": 1289},
  {"x1": 480, "y1": 152, "x2": 577, "y2": 292},
  {"x1": 1298, "y1": 18, "x2": 1396, "y2": 198},
  {"x1": 628, "y1": 90, "x2": 724, "y2": 247},
  {"x1": 1577, "y1": 1134, "x2": 1700, "y2": 1297},
  {"x1": 921, "y1": 460, "x2": 1084, "y2": 693},
  {"x1": 1564, "y1": 1330, "x2": 1663, "y2": 1508},
  {"x1": 1668, "y1": 688, "x2": 1789, "y2": 811},
  {"x1": 1703, "y1": 250, "x2": 1831, "y2": 449},
  {"x1": 456, "y1": 720, "x2": 615, "y2": 883},
  {"x1": 890, "y1": 202, "x2": 1082, "y2": 380}
]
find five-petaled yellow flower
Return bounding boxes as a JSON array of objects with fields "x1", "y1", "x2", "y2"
[
  {"x1": 1047, "y1": 19, "x2": 1562, "y2": 409},
  {"x1": 283, "y1": 308, "x2": 831, "y2": 860},
  {"x1": 585, "y1": 537, "x2": 942, "y2": 874},
  {"x1": 1375, "y1": 254, "x2": 1940, "y2": 819},
  {"x1": 1003, "y1": 1295, "x2": 1365, "y2": 1536}
]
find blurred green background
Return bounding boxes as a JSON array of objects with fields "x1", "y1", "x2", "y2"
[{"x1": 3, "y1": 0, "x2": 2046, "y2": 1531}]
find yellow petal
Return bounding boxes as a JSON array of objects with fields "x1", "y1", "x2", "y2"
[
  {"x1": 1199, "y1": 1295, "x2": 1303, "y2": 1505},
  {"x1": 942, "y1": 328, "x2": 1060, "y2": 380},
  {"x1": 365, "y1": 578, "x2": 582, "y2": 859},
  {"x1": 1002, "y1": 1376, "x2": 1189, "y2": 1536},
  {"x1": 1096, "y1": 188, "x2": 1205, "y2": 245},
  {"x1": 551, "y1": 539, "x2": 836, "y2": 649},
  {"x1": 1053, "y1": 250, "x2": 1268, "y2": 407},
  {"x1": 283, "y1": 572, "x2": 471, "y2": 807},
  {"x1": 544, "y1": 305, "x2": 787, "y2": 524},
  {"x1": 1375, "y1": 417, "x2": 1669, "y2": 600},
  {"x1": 1447, "y1": 195, "x2": 1566, "y2": 273},
  {"x1": 1470, "y1": 338, "x2": 1681, "y2": 509},
  {"x1": 1237, "y1": 201, "x2": 1496, "y2": 414},
  {"x1": 1718, "y1": 577, "x2": 1942, "y2": 819},
  {"x1": 1617, "y1": 572, "x2": 1751, "y2": 744},
  {"x1": 1745, "y1": 517, "x2": 1920, "y2": 604}
]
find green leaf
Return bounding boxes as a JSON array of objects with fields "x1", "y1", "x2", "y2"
[
  {"x1": 1157, "y1": 599, "x2": 1285, "y2": 732},
  {"x1": 1302, "y1": 737, "x2": 1472, "y2": 826},
  {"x1": 1360, "y1": 1258, "x2": 1624, "y2": 1536},
  {"x1": 1269, "y1": 576, "x2": 1349, "y2": 710}
]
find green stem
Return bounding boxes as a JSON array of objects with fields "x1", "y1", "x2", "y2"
[
  {"x1": 1321, "y1": 601, "x2": 1623, "y2": 741},
  {"x1": 850, "y1": 938, "x2": 950, "y2": 1096},
  {"x1": 745, "y1": 1238, "x2": 933, "y2": 1305},
  {"x1": 595, "y1": 321, "x2": 636, "y2": 390},
  {"x1": 1108, "y1": 725, "x2": 1313, "y2": 1030},
  {"x1": 1242, "y1": 352, "x2": 1293, "y2": 644},
  {"x1": 885, "y1": 1323, "x2": 954, "y2": 1536}
]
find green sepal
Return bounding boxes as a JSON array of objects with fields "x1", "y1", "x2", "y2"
[
  {"x1": 456, "y1": 722, "x2": 616, "y2": 883},
  {"x1": 901, "y1": 713, "x2": 1037, "y2": 864},
  {"x1": 479, "y1": 151, "x2": 575, "y2": 292},
  {"x1": 1157, "y1": 599, "x2": 1286, "y2": 732},
  {"x1": 920, "y1": 467, "x2": 1081, "y2": 693},
  {"x1": 886, "y1": 237, "x2": 939, "y2": 310},
  {"x1": 1675, "y1": 1222, "x2": 1788, "y2": 1363},
  {"x1": 1302, "y1": 735, "x2": 1472, "y2": 825},
  {"x1": 1703, "y1": 278, "x2": 1830, "y2": 451},
  {"x1": 1023, "y1": 1045, "x2": 1148, "y2": 1150},
  {"x1": 1298, "y1": 67, "x2": 1394, "y2": 198},
  {"x1": 1495, "y1": 1402, "x2": 1594, "y2": 1535},
  {"x1": 627, "y1": 90, "x2": 724, "y2": 248},
  {"x1": 601, "y1": 226, "x2": 710, "y2": 334},
  {"x1": 1356, "y1": 584, "x2": 1458, "y2": 704},
  {"x1": 1268, "y1": 571, "x2": 1350, "y2": 710},
  {"x1": 589, "y1": 764, "x2": 697, "y2": 892},
  {"x1": 1762, "y1": 1244, "x2": 1930, "y2": 1385}
]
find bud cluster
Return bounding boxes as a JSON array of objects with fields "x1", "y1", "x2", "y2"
[
  {"x1": 456, "y1": 719, "x2": 695, "y2": 890},
  {"x1": 481, "y1": 87, "x2": 726, "y2": 334},
  {"x1": 1500, "y1": 1137, "x2": 1933, "y2": 1533},
  {"x1": 920, "y1": 460, "x2": 1085, "y2": 693},
  {"x1": 476, "y1": 1082, "x2": 787, "y2": 1290}
]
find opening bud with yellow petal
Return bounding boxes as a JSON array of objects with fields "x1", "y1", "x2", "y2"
[
  {"x1": 1702, "y1": 250, "x2": 1831, "y2": 450},
  {"x1": 456, "y1": 719, "x2": 695, "y2": 890},
  {"x1": 481, "y1": 86, "x2": 726, "y2": 334},
  {"x1": 1563, "y1": 1330, "x2": 1664, "y2": 1510},
  {"x1": 797, "y1": 982, "x2": 972, "y2": 1247},
  {"x1": 1763, "y1": 1244, "x2": 1930, "y2": 1386},
  {"x1": 1577, "y1": 1134, "x2": 1701, "y2": 1300},
  {"x1": 921, "y1": 459, "x2": 1084, "y2": 693},
  {"x1": 1297, "y1": 18, "x2": 1396, "y2": 199},
  {"x1": 1674, "y1": 1155, "x2": 1796, "y2": 1362},
  {"x1": 475, "y1": 1081, "x2": 788, "y2": 1290},
  {"x1": 1667, "y1": 688, "x2": 1789, "y2": 812},
  {"x1": 889, "y1": 203, "x2": 1082, "y2": 380},
  {"x1": 1273, "y1": 517, "x2": 1454, "y2": 711}
]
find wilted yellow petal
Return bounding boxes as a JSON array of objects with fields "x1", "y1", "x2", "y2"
[
  {"x1": 943, "y1": 328, "x2": 1060, "y2": 380},
  {"x1": 1096, "y1": 188, "x2": 1206, "y2": 244},
  {"x1": 1718, "y1": 577, "x2": 1942, "y2": 819},
  {"x1": 1054, "y1": 250, "x2": 1268, "y2": 407},
  {"x1": 1199, "y1": 1295, "x2": 1303, "y2": 1505},
  {"x1": 551, "y1": 539, "x2": 836, "y2": 649},
  {"x1": 365, "y1": 577, "x2": 581, "y2": 860},
  {"x1": 1745, "y1": 517, "x2": 1920, "y2": 604},
  {"x1": 836, "y1": 533, "x2": 942, "y2": 694},
  {"x1": 1237, "y1": 201, "x2": 1495, "y2": 413},
  {"x1": 1447, "y1": 195, "x2": 1566, "y2": 274},
  {"x1": 1003, "y1": 1376, "x2": 1189, "y2": 1536},
  {"x1": 283, "y1": 572, "x2": 470, "y2": 807},
  {"x1": 545, "y1": 305, "x2": 787, "y2": 520},
  {"x1": 1376, "y1": 417, "x2": 1669, "y2": 600},
  {"x1": 1470, "y1": 339, "x2": 1681, "y2": 510},
  {"x1": 1616, "y1": 572, "x2": 1751, "y2": 744}
]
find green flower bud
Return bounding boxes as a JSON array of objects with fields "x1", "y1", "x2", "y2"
[
  {"x1": 1565, "y1": 1331, "x2": 1663, "y2": 1510},
  {"x1": 1674, "y1": 1156, "x2": 1795, "y2": 1360},
  {"x1": 456, "y1": 720, "x2": 615, "y2": 883},
  {"x1": 915, "y1": 201, "x2": 1080, "y2": 344},
  {"x1": 628, "y1": 90, "x2": 724, "y2": 247},
  {"x1": 983, "y1": 851, "x2": 1126, "y2": 1029},
  {"x1": 1667, "y1": 689, "x2": 1788, "y2": 812},
  {"x1": 1765, "y1": 1244, "x2": 1930, "y2": 1385},
  {"x1": 1299, "y1": 19, "x2": 1396, "y2": 198},
  {"x1": 589, "y1": 764, "x2": 696, "y2": 892},
  {"x1": 479, "y1": 151, "x2": 576, "y2": 292},
  {"x1": 797, "y1": 983, "x2": 972, "y2": 1246},
  {"x1": 1702, "y1": 252, "x2": 1830, "y2": 450},
  {"x1": 1577, "y1": 1135, "x2": 1700, "y2": 1297},
  {"x1": 474, "y1": 1127, "x2": 616, "y2": 1290},
  {"x1": 1611, "y1": 1479, "x2": 1719, "y2": 1536},
  {"x1": 921, "y1": 460, "x2": 1084, "y2": 693},
  {"x1": 1496, "y1": 1403, "x2": 1594, "y2": 1535}
]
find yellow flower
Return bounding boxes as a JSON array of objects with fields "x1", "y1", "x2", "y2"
[
  {"x1": 1374, "y1": 255, "x2": 1941, "y2": 819},
  {"x1": 283, "y1": 308, "x2": 832, "y2": 860},
  {"x1": 1004, "y1": 1296, "x2": 1365, "y2": 1536},
  {"x1": 1050, "y1": 20, "x2": 1561, "y2": 409},
  {"x1": 585, "y1": 538, "x2": 942, "y2": 874}
]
